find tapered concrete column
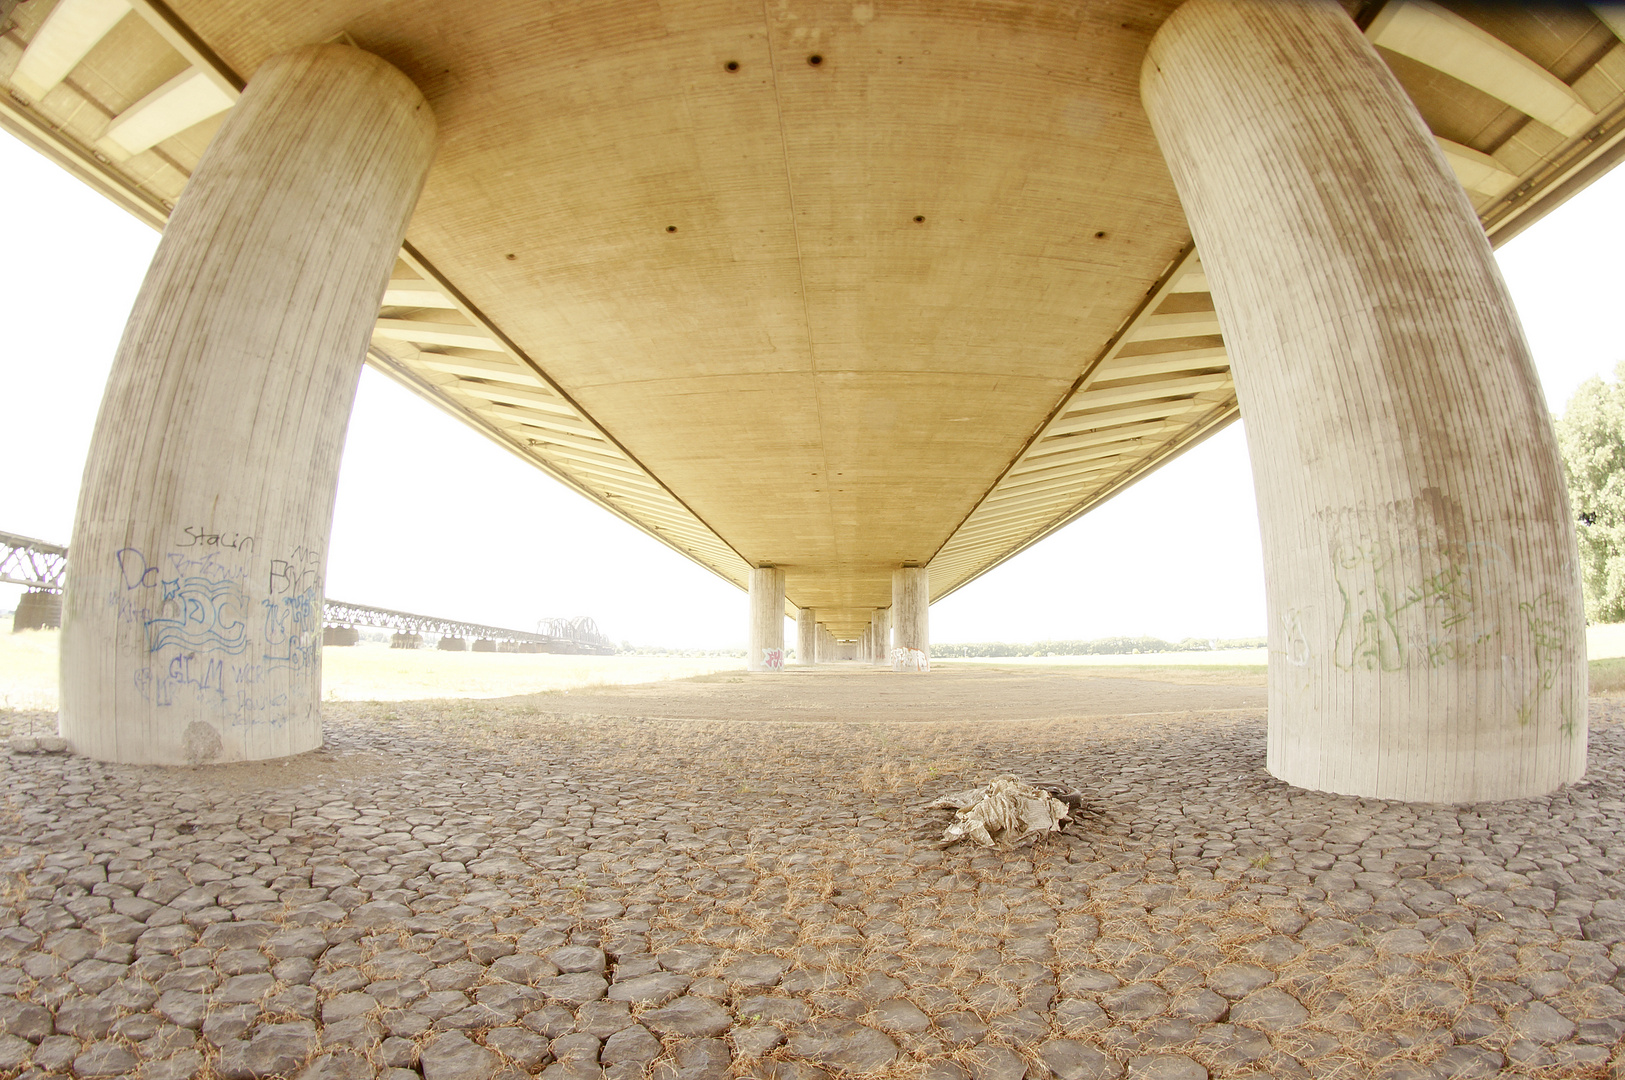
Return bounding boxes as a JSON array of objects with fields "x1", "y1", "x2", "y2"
[
  {"x1": 871, "y1": 608, "x2": 891, "y2": 665},
  {"x1": 797, "y1": 608, "x2": 818, "y2": 665},
  {"x1": 747, "y1": 567, "x2": 786, "y2": 671},
  {"x1": 1142, "y1": 0, "x2": 1585, "y2": 802},
  {"x1": 891, "y1": 568, "x2": 930, "y2": 672},
  {"x1": 60, "y1": 46, "x2": 437, "y2": 766}
]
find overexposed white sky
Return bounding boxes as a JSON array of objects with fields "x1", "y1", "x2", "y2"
[{"x1": 3, "y1": 131, "x2": 1622, "y2": 648}]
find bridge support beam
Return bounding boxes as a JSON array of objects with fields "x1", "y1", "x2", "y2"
[
  {"x1": 1142, "y1": 0, "x2": 1585, "y2": 802},
  {"x1": 891, "y1": 568, "x2": 929, "y2": 672},
  {"x1": 797, "y1": 608, "x2": 818, "y2": 665},
  {"x1": 59, "y1": 46, "x2": 436, "y2": 765},
  {"x1": 747, "y1": 566, "x2": 785, "y2": 671}
]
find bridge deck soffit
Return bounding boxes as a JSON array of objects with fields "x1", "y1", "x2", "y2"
[{"x1": 2, "y1": 0, "x2": 1622, "y2": 632}]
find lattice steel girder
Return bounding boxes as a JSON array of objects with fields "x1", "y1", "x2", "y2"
[
  {"x1": 0, "y1": 530, "x2": 613, "y2": 650},
  {"x1": 537, "y1": 616, "x2": 614, "y2": 649},
  {"x1": 0, "y1": 531, "x2": 68, "y2": 590},
  {"x1": 321, "y1": 599, "x2": 555, "y2": 643}
]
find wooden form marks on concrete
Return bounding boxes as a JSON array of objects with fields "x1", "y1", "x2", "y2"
[{"x1": 1144, "y1": 0, "x2": 1585, "y2": 802}]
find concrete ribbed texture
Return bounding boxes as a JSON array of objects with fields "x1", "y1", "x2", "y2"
[
  {"x1": 1141, "y1": 0, "x2": 1586, "y2": 801},
  {"x1": 60, "y1": 45, "x2": 437, "y2": 765},
  {"x1": 871, "y1": 607, "x2": 892, "y2": 665},
  {"x1": 747, "y1": 567, "x2": 785, "y2": 672},
  {"x1": 892, "y1": 568, "x2": 929, "y2": 672}
]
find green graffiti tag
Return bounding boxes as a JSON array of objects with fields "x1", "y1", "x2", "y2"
[{"x1": 1331, "y1": 539, "x2": 1500, "y2": 673}]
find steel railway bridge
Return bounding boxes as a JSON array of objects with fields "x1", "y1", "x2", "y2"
[{"x1": 1, "y1": 531, "x2": 615, "y2": 654}]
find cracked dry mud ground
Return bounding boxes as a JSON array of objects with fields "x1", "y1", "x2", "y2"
[{"x1": 1, "y1": 665, "x2": 1624, "y2": 1080}]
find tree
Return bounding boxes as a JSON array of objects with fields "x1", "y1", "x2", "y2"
[{"x1": 1556, "y1": 361, "x2": 1625, "y2": 623}]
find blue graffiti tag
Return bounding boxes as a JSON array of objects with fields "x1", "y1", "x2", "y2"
[
  {"x1": 263, "y1": 583, "x2": 321, "y2": 670},
  {"x1": 148, "y1": 575, "x2": 249, "y2": 654},
  {"x1": 112, "y1": 547, "x2": 250, "y2": 655},
  {"x1": 115, "y1": 547, "x2": 160, "y2": 590}
]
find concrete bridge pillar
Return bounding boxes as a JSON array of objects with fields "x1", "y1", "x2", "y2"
[
  {"x1": 1142, "y1": 0, "x2": 1585, "y2": 801},
  {"x1": 13, "y1": 590, "x2": 62, "y2": 632},
  {"x1": 747, "y1": 566, "x2": 786, "y2": 671},
  {"x1": 891, "y1": 568, "x2": 929, "y2": 672},
  {"x1": 797, "y1": 608, "x2": 818, "y2": 665},
  {"x1": 871, "y1": 608, "x2": 891, "y2": 665},
  {"x1": 58, "y1": 45, "x2": 437, "y2": 765}
]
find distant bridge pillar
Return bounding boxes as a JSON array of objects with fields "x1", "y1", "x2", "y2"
[
  {"x1": 747, "y1": 566, "x2": 786, "y2": 671},
  {"x1": 13, "y1": 590, "x2": 62, "y2": 633},
  {"x1": 1142, "y1": 0, "x2": 1585, "y2": 801},
  {"x1": 871, "y1": 608, "x2": 891, "y2": 665},
  {"x1": 891, "y1": 568, "x2": 929, "y2": 672},
  {"x1": 797, "y1": 608, "x2": 818, "y2": 665},
  {"x1": 59, "y1": 45, "x2": 437, "y2": 765}
]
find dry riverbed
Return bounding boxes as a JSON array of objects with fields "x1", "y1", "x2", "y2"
[{"x1": 0, "y1": 666, "x2": 1621, "y2": 1080}]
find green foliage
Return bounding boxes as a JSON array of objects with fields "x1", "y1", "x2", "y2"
[{"x1": 1557, "y1": 361, "x2": 1625, "y2": 623}]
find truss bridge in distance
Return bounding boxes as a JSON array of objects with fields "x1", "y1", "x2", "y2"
[
  {"x1": 324, "y1": 599, "x2": 616, "y2": 654},
  {"x1": 2, "y1": 531, "x2": 614, "y2": 654}
]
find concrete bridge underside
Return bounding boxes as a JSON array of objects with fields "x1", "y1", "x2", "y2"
[{"x1": 5, "y1": 0, "x2": 1624, "y2": 798}]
